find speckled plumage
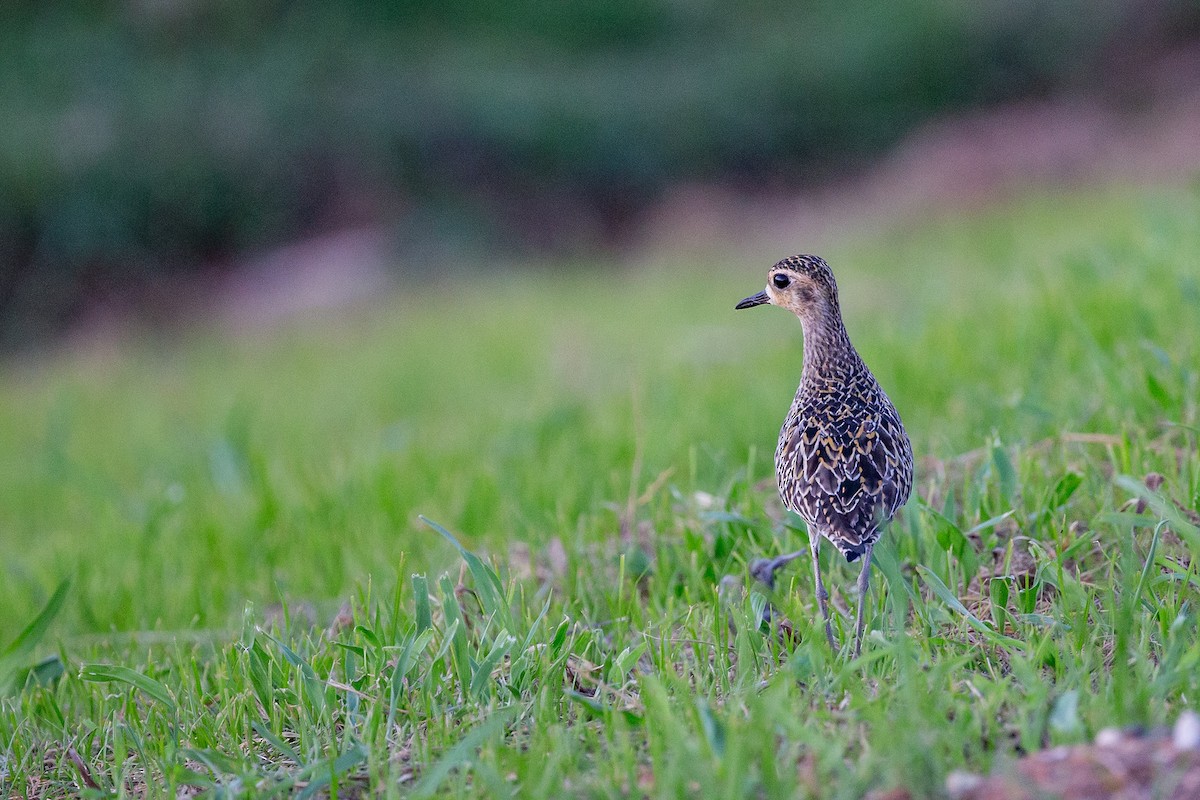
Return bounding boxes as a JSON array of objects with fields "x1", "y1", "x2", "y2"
[
  {"x1": 773, "y1": 257, "x2": 912, "y2": 561},
  {"x1": 736, "y1": 253, "x2": 913, "y2": 655}
]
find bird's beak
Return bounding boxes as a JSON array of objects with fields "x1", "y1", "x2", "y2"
[{"x1": 735, "y1": 289, "x2": 770, "y2": 310}]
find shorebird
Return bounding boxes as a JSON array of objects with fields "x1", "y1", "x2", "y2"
[{"x1": 736, "y1": 254, "x2": 913, "y2": 657}]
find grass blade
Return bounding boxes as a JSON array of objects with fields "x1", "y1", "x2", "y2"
[
  {"x1": 421, "y1": 515, "x2": 512, "y2": 628},
  {"x1": 79, "y1": 664, "x2": 177, "y2": 713},
  {"x1": 1115, "y1": 475, "x2": 1200, "y2": 556},
  {"x1": 251, "y1": 720, "x2": 301, "y2": 766},
  {"x1": 917, "y1": 566, "x2": 1027, "y2": 651},
  {"x1": 1, "y1": 579, "x2": 69, "y2": 662},
  {"x1": 0, "y1": 579, "x2": 70, "y2": 695},
  {"x1": 470, "y1": 631, "x2": 515, "y2": 699},
  {"x1": 261, "y1": 631, "x2": 326, "y2": 717},
  {"x1": 413, "y1": 573, "x2": 432, "y2": 633},
  {"x1": 263, "y1": 742, "x2": 369, "y2": 798},
  {"x1": 295, "y1": 744, "x2": 369, "y2": 799},
  {"x1": 411, "y1": 705, "x2": 520, "y2": 798},
  {"x1": 439, "y1": 576, "x2": 473, "y2": 690},
  {"x1": 389, "y1": 627, "x2": 435, "y2": 729}
]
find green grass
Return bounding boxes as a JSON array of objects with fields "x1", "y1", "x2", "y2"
[{"x1": 2, "y1": 181, "x2": 1199, "y2": 797}]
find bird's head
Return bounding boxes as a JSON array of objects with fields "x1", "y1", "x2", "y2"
[{"x1": 735, "y1": 254, "x2": 840, "y2": 322}]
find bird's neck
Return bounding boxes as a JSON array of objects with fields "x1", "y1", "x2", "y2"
[{"x1": 800, "y1": 314, "x2": 862, "y2": 382}]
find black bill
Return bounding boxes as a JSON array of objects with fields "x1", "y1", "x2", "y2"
[{"x1": 735, "y1": 290, "x2": 770, "y2": 310}]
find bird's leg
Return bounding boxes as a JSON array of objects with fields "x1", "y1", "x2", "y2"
[
  {"x1": 749, "y1": 535, "x2": 839, "y2": 652},
  {"x1": 851, "y1": 543, "x2": 875, "y2": 658},
  {"x1": 809, "y1": 535, "x2": 837, "y2": 651}
]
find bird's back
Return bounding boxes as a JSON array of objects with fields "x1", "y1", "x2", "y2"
[{"x1": 775, "y1": 359, "x2": 913, "y2": 561}]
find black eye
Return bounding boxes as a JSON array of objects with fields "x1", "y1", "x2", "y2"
[{"x1": 772, "y1": 273, "x2": 790, "y2": 289}]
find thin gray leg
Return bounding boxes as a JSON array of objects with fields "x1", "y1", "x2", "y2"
[
  {"x1": 810, "y1": 535, "x2": 837, "y2": 651},
  {"x1": 852, "y1": 543, "x2": 875, "y2": 658}
]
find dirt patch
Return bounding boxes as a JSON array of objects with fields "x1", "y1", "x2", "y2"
[{"x1": 947, "y1": 712, "x2": 1200, "y2": 800}]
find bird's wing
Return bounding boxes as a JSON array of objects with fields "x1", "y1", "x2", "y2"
[{"x1": 777, "y1": 393, "x2": 912, "y2": 559}]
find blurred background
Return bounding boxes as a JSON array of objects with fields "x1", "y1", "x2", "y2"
[{"x1": 3, "y1": 0, "x2": 1200, "y2": 349}]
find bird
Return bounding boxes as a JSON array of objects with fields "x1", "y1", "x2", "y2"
[{"x1": 735, "y1": 254, "x2": 913, "y2": 657}]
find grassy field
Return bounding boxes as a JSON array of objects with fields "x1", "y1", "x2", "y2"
[{"x1": 1, "y1": 183, "x2": 1199, "y2": 797}]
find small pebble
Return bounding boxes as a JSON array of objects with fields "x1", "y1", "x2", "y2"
[
  {"x1": 1173, "y1": 710, "x2": 1200, "y2": 750},
  {"x1": 1095, "y1": 727, "x2": 1123, "y2": 747}
]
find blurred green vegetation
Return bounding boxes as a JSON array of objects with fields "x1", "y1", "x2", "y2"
[{"x1": 3, "y1": 0, "x2": 1199, "y2": 344}]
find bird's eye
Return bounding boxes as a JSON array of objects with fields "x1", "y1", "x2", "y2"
[{"x1": 772, "y1": 273, "x2": 790, "y2": 289}]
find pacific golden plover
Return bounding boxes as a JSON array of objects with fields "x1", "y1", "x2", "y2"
[{"x1": 736, "y1": 254, "x2": 913, "y2": 657}]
